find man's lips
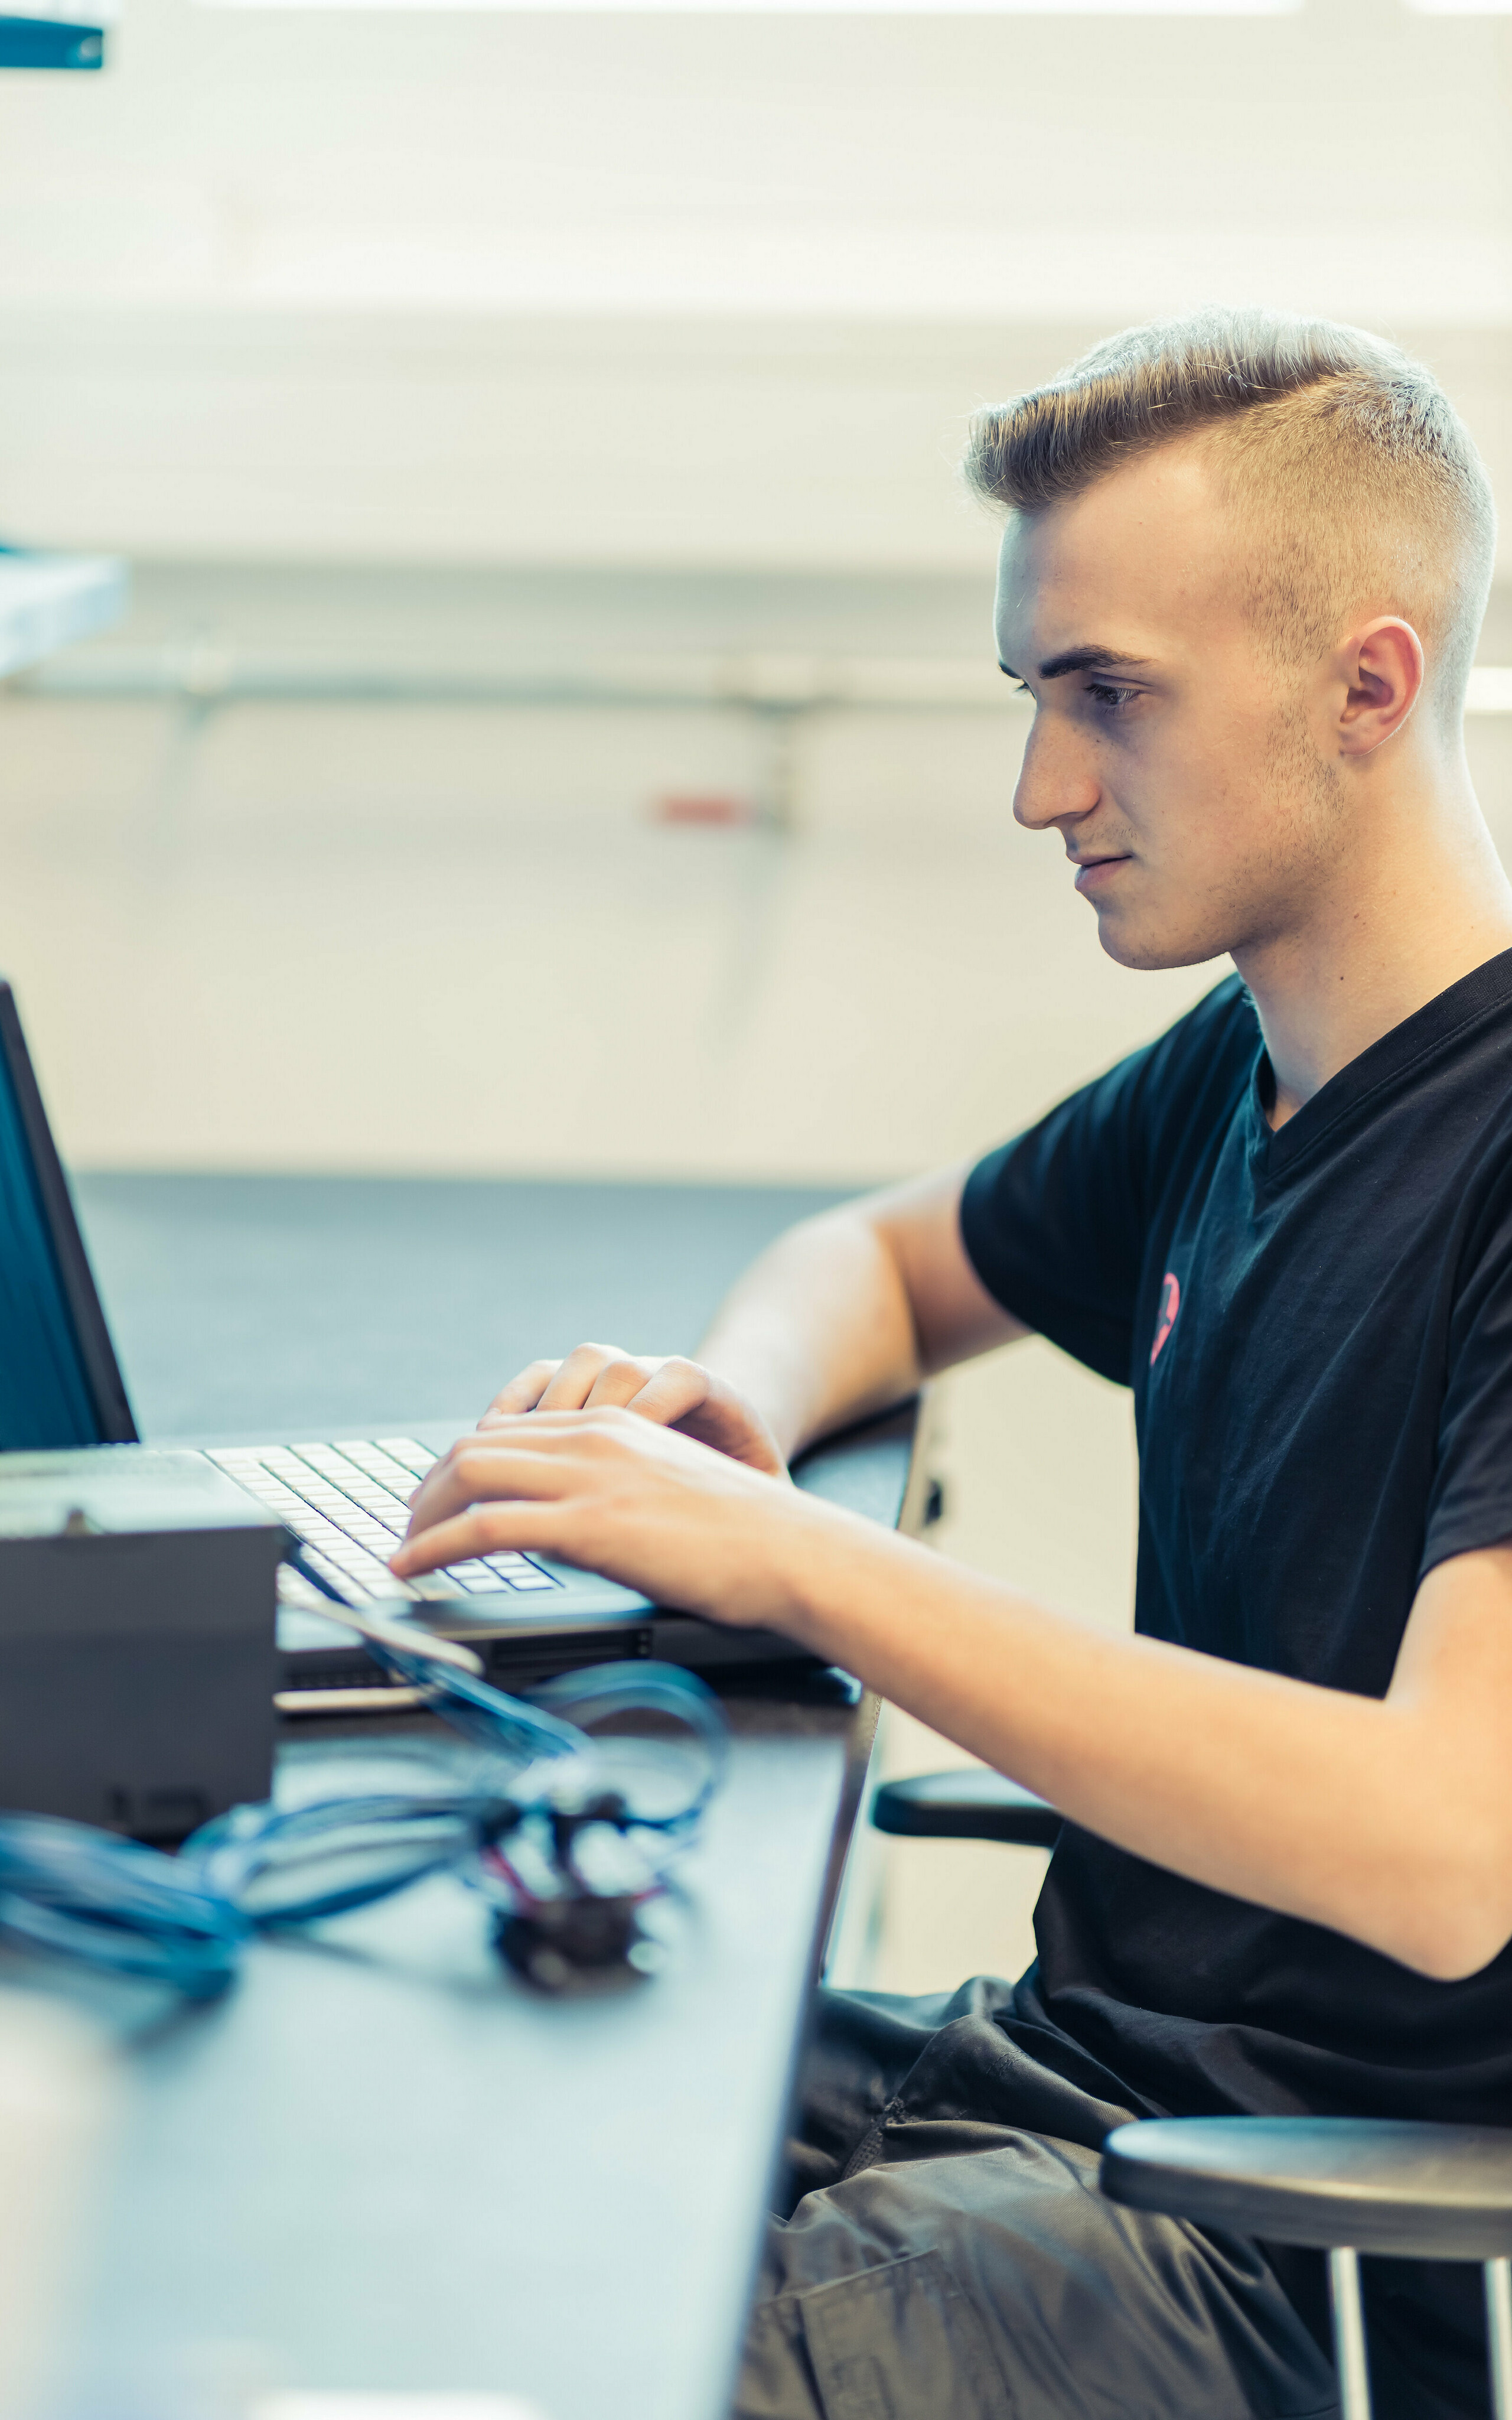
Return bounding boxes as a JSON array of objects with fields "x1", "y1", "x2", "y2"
[{"x1": 1071, "y1": 854, "x2": 1132, "y2": 895}]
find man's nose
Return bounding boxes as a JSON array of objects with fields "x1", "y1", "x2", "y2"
[{"x1": 1013, "y1": 715, "x2": 1100, "y2": 834}]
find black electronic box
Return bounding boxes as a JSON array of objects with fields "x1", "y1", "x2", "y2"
[{"x1": 0, "y1": 1450, "x2": 286, "y2": 1839}]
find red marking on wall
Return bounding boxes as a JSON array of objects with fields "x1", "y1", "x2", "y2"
[{"x1": 652, "y1": 793, "x2": 761, "y2": 827}]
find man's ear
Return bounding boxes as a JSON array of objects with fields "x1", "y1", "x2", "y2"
[{"x1": 1334, "y1": 617, "x2": 1425, "y2": 757}]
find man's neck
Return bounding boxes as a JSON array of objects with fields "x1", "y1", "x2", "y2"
[{"x1": 1234, "y1": 784, "x2": 1512, "y2": 1131}]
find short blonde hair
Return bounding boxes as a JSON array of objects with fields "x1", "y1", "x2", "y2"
[{"x1": 965, "y1": 310, "x2": 1497, "y2": 726}]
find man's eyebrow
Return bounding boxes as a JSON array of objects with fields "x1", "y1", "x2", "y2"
[
  {"x1": 1035, "y1": 645, "x2": 1152, "y2": 681},
  {"x1": 997, "y1": 646, "x2": 1153, "y2": 682}
]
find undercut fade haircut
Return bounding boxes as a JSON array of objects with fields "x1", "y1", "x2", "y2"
[{"x1": 966, "y1": 310, "x2": 1497, "y2": 731}]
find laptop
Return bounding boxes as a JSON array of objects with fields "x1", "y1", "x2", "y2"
[{"x1": 0, "y1": 979, "x2": 803, "y2": 1709}]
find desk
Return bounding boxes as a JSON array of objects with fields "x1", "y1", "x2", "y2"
[{"x1": 37, "y1": 1175, "x2": 913, "y2": 2420}]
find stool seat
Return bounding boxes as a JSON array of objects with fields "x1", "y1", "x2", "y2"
[{"x1": 1102, "y1": 2118, "x2": 1512, "y2": 2262}]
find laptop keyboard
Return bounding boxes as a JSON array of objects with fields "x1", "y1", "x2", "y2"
[{"x1": 207, "y1": 1437, "x2": 560, "y2": 1606}]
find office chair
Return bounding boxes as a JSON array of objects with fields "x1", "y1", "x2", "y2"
[{"x1": 872, "y1": 1770, "x2": 1512, "y2": 2420}]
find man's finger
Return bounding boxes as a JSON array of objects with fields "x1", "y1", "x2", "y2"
[
  {"x1": 402, "y1": 1436, "x2": 587, "y2": 1537},
  {"x1": 482, "y1": 1359, "x2": 561, "y2": 1420},
  {"x1": 536, "y1": 1342, "x2": 636, "y2": 1411},
  {"x1": 585, "y1": 1359, "x2": 663, "y2": 1412},
  {"x1": 390, "y1": 1500, "x2": 575, "y2": 1576},
  {"x1": 626, "y1": 1359, "x2": 710, "y2": 1427},
  {"x1": 630, "y1": 1362, "x2": 788, "y2": 1476}
]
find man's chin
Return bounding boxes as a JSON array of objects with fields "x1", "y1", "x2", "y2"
[{"x1": 1093, "y1": 907, "x2": 1229, "y2": 975}]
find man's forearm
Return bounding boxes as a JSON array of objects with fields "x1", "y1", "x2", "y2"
[
  {"x1": 696, "y1": 1166, "x2": 1025, "y2": 1463},
  {"x1": 696, "y1": 1206, "x2": 926, "y2": 1463},
  {"x1": 768, "y1": 1500, "x2": 1512, "y2": 1982}
]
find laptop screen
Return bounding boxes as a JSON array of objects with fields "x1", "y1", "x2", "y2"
[
  {"x1": 0, "y1": 1035, "x2": 103, "y2": 1449},
  {"x1": 0, "y1": 984, "x2": 136, "y2": 1451}
]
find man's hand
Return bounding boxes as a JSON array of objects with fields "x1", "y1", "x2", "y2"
[
  {"x1": 479, "y1": 1343, "x2": 789, "y2": 1479},
  {"x1": 391, "y1": 1407, "x2": 822, "y2": 1625}
]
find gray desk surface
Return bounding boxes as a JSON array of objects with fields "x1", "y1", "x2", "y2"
[
  {"x1": 73, "y1": 1172, "x2": 853, "y2": 1443},
  {"x1": 30, "y1": 1175, "x2": 903, "y2": 2420}
]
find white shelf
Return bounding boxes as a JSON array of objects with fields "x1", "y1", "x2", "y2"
[{"x1": 0, "y1": 553, "x2": 128, "y2": 682}]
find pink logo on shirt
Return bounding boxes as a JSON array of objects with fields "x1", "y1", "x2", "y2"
[{"x1": 1150, "y1": 1271, "x2": 1181, "y2": 1367}]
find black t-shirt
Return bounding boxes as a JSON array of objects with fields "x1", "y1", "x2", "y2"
[{"x1": 961, "y1": 953, "x2": 1512, "y2": 2130}]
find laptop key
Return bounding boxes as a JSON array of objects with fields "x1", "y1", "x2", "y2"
[
  {"x1": 215, "y1": 1437, "x2": 558, "y2": 1607},
  {"x1": 482, "y1": 1554, "x2": 560, "y2": 1591},
  {"x1": 377, "y1": 1440, "x2": 440, "y2": 1479}
]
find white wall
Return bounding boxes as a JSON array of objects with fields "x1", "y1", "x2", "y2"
[
  {"x1": 0, "y1": 0, "x2": 1508, "y2": 568},
  {"x1": 4, "y1": 655, "x2": 1508, "y2": 1180}
]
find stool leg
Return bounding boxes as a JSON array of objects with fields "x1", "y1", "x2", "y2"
[
  {"x1": 1328, "y1": 2247, "x2": 1373, "y2": 2420},
  {"x1": 1487, "y1": 2256, "x2": 1512, "y2": 2420}
]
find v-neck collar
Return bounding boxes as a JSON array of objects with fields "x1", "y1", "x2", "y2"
[{"x1": 1244, "y1": 945, "x2": 1512, "y2": 1189}]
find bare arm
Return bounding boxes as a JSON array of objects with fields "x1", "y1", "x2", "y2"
[
  {"x1": 693, "y1": 1162, "x2": 1028, "y2": 1461},
  {"x1": 393, "y1": 1414, "x2": 1512, "y2": 1983}
]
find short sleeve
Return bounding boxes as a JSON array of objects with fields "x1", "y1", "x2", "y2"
[
  {"x1": 1422, "y1": 1178, "x2": 1512, "y2": 1576},
  {"x1": 959, "y1": 977, "x2": 1254, "y2": 1389}
]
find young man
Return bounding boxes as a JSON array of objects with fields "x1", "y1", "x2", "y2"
[{"x1": 395, "y1": 313, "x2": 1512, "y2": 2418}]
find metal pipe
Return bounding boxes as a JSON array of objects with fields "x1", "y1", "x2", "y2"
[
  {"x1": 1328, "y1": 2247, "x2": 1374, "y2": 2420},
  {"x1": 11, "y1": 649, "x2": 1029, "y2": 717}
]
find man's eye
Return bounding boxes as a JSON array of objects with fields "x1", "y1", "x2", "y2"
[{"x1": 1088, "y1": 682, "x2": 1140, "y2": 712}]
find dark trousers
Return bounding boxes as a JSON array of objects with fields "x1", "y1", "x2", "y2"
[{"x1": 732, "y1": 1976, "x2": 1490, "y2": 2420}]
